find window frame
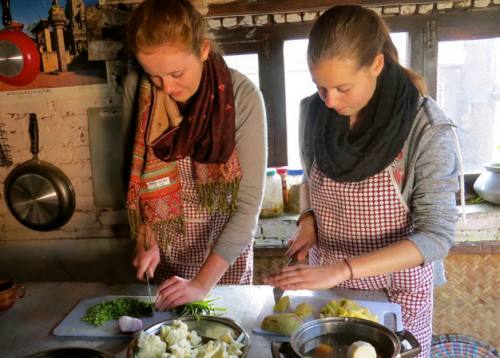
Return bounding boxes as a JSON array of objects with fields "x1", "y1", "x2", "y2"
[{"x1": 214, "y1": 7, "x2": 500, "y2": 170}]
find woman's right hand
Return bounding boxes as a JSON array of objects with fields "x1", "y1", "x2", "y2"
[
  {"x1": 133, "y1": 224, "x2": 160, "y2": 281},
  {"x1": 286, "y1": 217, "x2": 317, "y2": 261}
]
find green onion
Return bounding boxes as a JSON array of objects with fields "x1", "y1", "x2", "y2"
[
  {"x1": 81, "y1": 297, "x2": 153, "y2": 326},
  {"x1": 172, "y1": 297, "x2": 226, "y2": 320}
]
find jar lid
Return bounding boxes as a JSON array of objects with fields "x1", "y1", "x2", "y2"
[
  {"x1": 275, "y1": 167, "x2": 288, "y2": 174},
  {"x1": 288, "y1": 169, "x2": 304, "y2": 176},
  {"x1": 266, "y1": 168, "x2": 277, "y2": 176}
]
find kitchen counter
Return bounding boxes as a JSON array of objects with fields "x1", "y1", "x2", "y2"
[
  {"x1": 0, "y1": 282, "x2": 270, "y2": 358},
  {"x1": 0, "y1": 282, "x2": 390, "y2": 358}
]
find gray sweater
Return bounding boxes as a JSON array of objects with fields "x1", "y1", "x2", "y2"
[
  {"x1": 299, "y1": 95, "x2": 460, "y2": 284},
  {"x1": 123, "y1": 69, "x2": 267, "y2": 265}
]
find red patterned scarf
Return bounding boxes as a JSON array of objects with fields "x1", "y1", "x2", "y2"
[{"x1": 127, "y1": 52, "x2": 242, "y2": 248}]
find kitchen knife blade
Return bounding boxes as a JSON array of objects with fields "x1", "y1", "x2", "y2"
[
  {"x1": 272, "y1": 255, "x2": 297, "y2": 304},
  {"x1": 145, "y1": 272, "x2": 154, "y2": 305}
]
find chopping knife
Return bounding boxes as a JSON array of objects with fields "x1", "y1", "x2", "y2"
[
  {"x1": 272, "y1": 255, "x2": 297, "y2": 303},
  {"x1": 145, "y1": 272, "x2": 155, "y2": 307}
]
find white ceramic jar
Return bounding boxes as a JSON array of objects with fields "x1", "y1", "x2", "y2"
[{"x1": 473, "y1": 163, "x2": 500, "y2": 205}]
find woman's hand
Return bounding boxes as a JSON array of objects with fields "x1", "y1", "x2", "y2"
[
  {"x1": 154, "y1": 276, "x2": 208, "y2": 311},
  {"x1": 133, "y1": 224, "x2": 160, "y2": 281},
  {"x1": 264, "y1": 261, "x2": 351, "y2": 291},
  {"x1": 287, "y1": 217, "x2": 317, "y2": 261}
]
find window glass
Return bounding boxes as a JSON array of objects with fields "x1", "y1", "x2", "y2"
[
  {"x1": 223, "y1": 54, "x2": 260, "y2": 89},
  {"x1": 284, "y1": 33, "x2": 409, "y2": 168},
  {"x1": 437, "y1": 38, "x2": 500, "y2": 172},
  {"x1": 283, "y1": 39, "x2": 316, "y2": 169}
]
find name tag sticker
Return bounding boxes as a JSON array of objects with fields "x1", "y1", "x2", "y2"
[{"x1": 147, "y1": 177, "x2": 171, "y2": 190}]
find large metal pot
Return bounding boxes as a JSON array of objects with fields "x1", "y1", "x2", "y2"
[
  {"x1": 277, "y1": 317, "x2": 420, "y2": 358},
  {"x1": 127, "y1": 316, "x2": 251, "y2": 358}
]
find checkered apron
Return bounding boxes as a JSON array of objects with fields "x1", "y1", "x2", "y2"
[
  {"x1": 154, "y1": 157, "x2": 253, "y2": 285},
  {"x1": 309, "y1": 155, "x2": 433, "y2": 358}
]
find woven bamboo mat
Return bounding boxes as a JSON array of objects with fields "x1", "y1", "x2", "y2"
[
  {"x1": 253, "y1": 251, "x2": 499, "y2": 348},
  {"x1": 433, "y1": 254, "x2": 499, "y2": 348}
]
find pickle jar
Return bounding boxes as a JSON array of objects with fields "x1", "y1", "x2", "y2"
[
  {"x1": 275, "y1": 167, "x2": 288, "y2": 209},
  {"x1": 286, "y1": 168, "x2": 303, "y2": 214},
  {"x1": 260, "y1": 168, "x2": 284, "y2": 218}
]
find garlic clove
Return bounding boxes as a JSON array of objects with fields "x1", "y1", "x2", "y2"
[{"x1": 118, "y1": 315, "x2": 143, "y2": 332}]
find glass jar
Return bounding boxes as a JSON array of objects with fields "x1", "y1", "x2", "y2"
[
  {"x1": 260, "y1": 168, "x2": 284, "y2": 218},
  {"x1": 286, "y1": 168, "x2": 303, "y2": 214},
  {"x1": 275, "y1": 167, "x2": 288, "y2": 209}
]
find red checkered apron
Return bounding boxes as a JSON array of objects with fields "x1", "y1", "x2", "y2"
[
  {"x1": 154, "y1": 157, "x2": 253, "y2": 285},
  {"x1": 309, "y1": 154, "x2": 433, "y2": 358}
]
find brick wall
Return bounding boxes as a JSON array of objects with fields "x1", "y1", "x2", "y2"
[{"x1": 0, "y1": 85, "x2": 128, "y2": 240}]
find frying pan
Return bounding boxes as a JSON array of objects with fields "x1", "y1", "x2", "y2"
[
  {"x1": 272, "y1": 317, "x2": 421, "y2": 358},
  {"x1": 0, "y1": 0, "x2": 40, "y2": 86},
  {"x1": 4, "y1": 113, "x2": 75, "y2": 231}
]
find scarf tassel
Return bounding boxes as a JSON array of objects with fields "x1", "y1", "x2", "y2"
[
  {"x1": 196, "y1": 179, "x2": 241, "y2": 215},
  {"x1": 128, "y1": 208, "x2": 184, "y2": 250}
]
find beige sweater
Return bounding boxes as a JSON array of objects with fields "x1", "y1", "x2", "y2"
[{"x1": 122, "y1": 68, "x2": 267, "y2": 264}]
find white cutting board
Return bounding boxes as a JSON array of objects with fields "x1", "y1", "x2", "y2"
[
  {"x1": 53, "y1": 295, "x2": 174, "y2": 338},
  {"x1": 253, "y1": 290, "x2": 403, "y2": 342}
]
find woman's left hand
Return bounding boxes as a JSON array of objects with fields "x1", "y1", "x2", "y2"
[
  {"x1": 264, "y1": 262, "x2": 351, "y2": 291},
  {"x1": 154, "y1": 276, "x2": 208, "y2": 311}
]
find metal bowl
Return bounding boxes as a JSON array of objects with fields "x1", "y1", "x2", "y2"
[
  {"x1": 127, "y1": 316, "x2": 250, "y2": 358},
  {"x1": 24, "y1": 347, "x2": 115, "y2": 358},
  {"x1": 290, "y1": 317, "x2": 420, "y2": 358}
]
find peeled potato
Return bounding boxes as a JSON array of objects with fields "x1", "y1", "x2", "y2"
[
  {"x1": 294, "y1": 302, "x2": 314, "y2": 318},
  {"x1": 347, "y1": 340, "x2": 377, "y2": 358},
  {"x1": 273, "y1": 295, "x2": 290, "y2": 312},
  {"x1": 261, "y1": 313, "x2": 302, "y2": 335}
]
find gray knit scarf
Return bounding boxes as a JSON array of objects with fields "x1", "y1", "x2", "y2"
[{"x1": 312, "y1": 60, "x2": 419, "y2": 182}]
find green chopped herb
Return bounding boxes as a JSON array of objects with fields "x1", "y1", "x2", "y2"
[
  {"x1": 82, "y1": 297, "x2": 153, "y2": 326},
  {"x1": 172, "y1": 297, "x2": 226, "y2": 320}
]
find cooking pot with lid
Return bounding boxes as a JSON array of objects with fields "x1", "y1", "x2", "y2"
[
  {"x1": 0, "y1": 0, "x2": 40, "y2": 86},
  {"x1": 274, "y1": 317, "x2": 421, "y2": 358}
]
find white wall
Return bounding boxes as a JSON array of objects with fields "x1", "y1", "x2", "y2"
[{"x1": 0, "y1": 84, "x2": 129, "y2": 240}]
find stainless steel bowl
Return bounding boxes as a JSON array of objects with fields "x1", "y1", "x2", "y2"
[
  {"x1": 127, "y1": 316, "x2": 250, "y2": 358},
  {"x1": 290, "y1": 317, "x2": 420, "y2": 358},
  {"x1": 25, "y1": 347, "x2": 115, "y2": 358}
]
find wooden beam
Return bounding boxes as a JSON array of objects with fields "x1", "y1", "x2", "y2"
[{"x1": 207, "y1": 0, "x2": 438, "y2": 17}]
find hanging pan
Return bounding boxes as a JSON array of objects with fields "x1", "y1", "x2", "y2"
[
  {"x1": 0, "y1": 0, "x2": 40, "y2": 86},
  {"x1": 4, "y1": 113, "x2": 75, "y2": 231}
]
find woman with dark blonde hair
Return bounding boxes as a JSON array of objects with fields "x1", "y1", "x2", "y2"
[
  {"x1": 123, "y1": 0, "x2": 266, "y2": 311},
  {"x1": 265, "y1": 5, "x2": 461, "y2": 357}
]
